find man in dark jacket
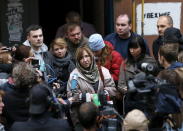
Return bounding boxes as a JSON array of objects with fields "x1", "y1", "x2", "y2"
[
  {"x1": 64, "y1": 23, "x2": 88, "y2": 60},
  {"x1": 152, "y1": 15, "x2": 173, "y2": 61},
  {"x1": 10, "y1": 83, "x2": 72, "y2": 131},
  {"x1": 1, "y1": 62, "x2": 37, "y2": 129},
  {"x1": 157, "y1": 43, "x2": 183, "y2": 130},
  {"x1": 104, "y1": 14, "x2": 149, "y2": 59}
]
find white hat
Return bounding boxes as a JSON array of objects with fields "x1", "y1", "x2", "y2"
[
  {"x1": 88, "y1": 33, "x2": 105, "y2": 51},
  {"x1": 123, "y1": 109, "x2": 149, "y2": 131}
]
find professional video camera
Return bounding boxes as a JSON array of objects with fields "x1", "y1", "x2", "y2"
[
  {"x1": 127, "y1": 61, "x2": 163, "y2": 94},
  {"x1": 125, "y1": 62, "x2": 182, "y2": 116},
  {"x1": 126, "y1": 72, "x2": 158, "y2": 115},
  {"x1": 127, "y1": 72, "x2": 166, "y2": 93},
  {"x1": 138, "y1": 62, "x2": 159, "y2": 76}
]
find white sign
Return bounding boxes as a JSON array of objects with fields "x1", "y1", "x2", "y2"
[{"x1": 136, "y1": 2, "x2": 182, "y2": 35}]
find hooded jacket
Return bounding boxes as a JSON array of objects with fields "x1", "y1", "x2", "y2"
[{"x1": 23, "y1": 40, "x2": 48, "y2": 65}]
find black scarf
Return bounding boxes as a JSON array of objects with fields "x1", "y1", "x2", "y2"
[{"x1": 53, "y1": 52, "x2": 75, "y2": 73}]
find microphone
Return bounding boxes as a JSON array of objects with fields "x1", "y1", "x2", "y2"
[{"x1": 71, "y1": 74, "x2": 78, "y2": 91}]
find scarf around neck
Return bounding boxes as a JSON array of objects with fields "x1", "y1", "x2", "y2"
[
  {"x1": 53, "y1": 52, "x2": 75, "y2": 72},
  {"x1": 76, "y1": 57, "x2": 99, "y2": 84}
]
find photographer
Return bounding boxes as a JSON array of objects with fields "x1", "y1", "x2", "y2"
[
  {"x1": 118, "y1": 35, "x2": 157, "y2": 95},
  {"x1": 118, "y1": 36, "x2": 157, "y2": 114},
  {"x1": 10, "y1": 83, "x2": 71, "y2": 131},
  {"x1": 158, "y1": 43, "x2": 183, "y2": 98},
  {"x1": 67, "y1": 46, "x2": 117, "y2": 131},
  {"x1": 156, "y1": 70, "x2": 183, "y2": 130},
  {"x1": 0, "y1": 62, "x2": 37, "y2": 129},
  {"x1": 157, "y1": 44, "x2": 183, "y2": 130}
]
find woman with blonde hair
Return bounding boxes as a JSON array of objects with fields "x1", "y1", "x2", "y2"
[{"x1": 44, "y1": 38, "x2": 75, "y2": 98}]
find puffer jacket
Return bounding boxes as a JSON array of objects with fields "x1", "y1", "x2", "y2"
[{"x1": 104, "y1": 41, "x2": 124, "y2": 83}]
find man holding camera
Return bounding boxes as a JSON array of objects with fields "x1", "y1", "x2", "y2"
[{"x1": 23, "y1": 25, "x2": 48, "y2": 66}]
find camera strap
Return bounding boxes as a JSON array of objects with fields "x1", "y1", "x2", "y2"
[
  {"x1": 122, "y1": 60, "x2": 128, "y2": 88},
  {"x1": 97, "y1": 65, "x2": 105, "y2": 87},
  {"x1": 121, "y1": 60, "x2": 128, "y2": 116}
]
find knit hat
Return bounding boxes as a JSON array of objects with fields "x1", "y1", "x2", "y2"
[
  {"x1": 88, "y1": 34, "x2": 105, "y2": 51},
  {"x1": 123, "y1": 109, "x2": 149, "y2": 131}
]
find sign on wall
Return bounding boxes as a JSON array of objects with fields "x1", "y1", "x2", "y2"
[
  {"x1": 6, "y1": 0, "x2": 24, "y2": 42},
  {"x1": 136, "y1": 2, "x2": 182, "y2": 35}
]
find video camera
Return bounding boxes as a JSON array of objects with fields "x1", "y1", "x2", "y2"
[
  {"x1": 127, "y1": 61, "x2": 161, "y2": 94},
  {"x1": 138, "y1": 62, "x2": 159, "y2": 76},
  {"x1": 125, "y1": 62, "x2": 182, "y2": 116},
  {"x1": 127, "y1": 72, "x2": 167, "y2": 93},
  {"x1": 125, "y1": 62, "x2": 161, "y2": 114}
]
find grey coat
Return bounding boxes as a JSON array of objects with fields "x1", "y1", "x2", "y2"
[{"x1": 118, "y1": 55, "x2": 157, "y2": 93}]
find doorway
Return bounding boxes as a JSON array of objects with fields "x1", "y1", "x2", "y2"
[{"x1": 39, "y1": 0, "x2": 81, "y2": 45}]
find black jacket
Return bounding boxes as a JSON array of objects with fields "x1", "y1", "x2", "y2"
[
  {"x1": 10, "y1": 113, "x2": 72, "y2": 131},
  {"x1": 1, "y1": 86, "x2": 30, "y2": 129},
  {"x1": 152, "y1": 36, "x2": 163, "y2": 61}
]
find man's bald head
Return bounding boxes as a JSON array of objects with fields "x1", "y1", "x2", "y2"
[{"x1": 157, "y1": 16, "x2": 173, "y2": 36}]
